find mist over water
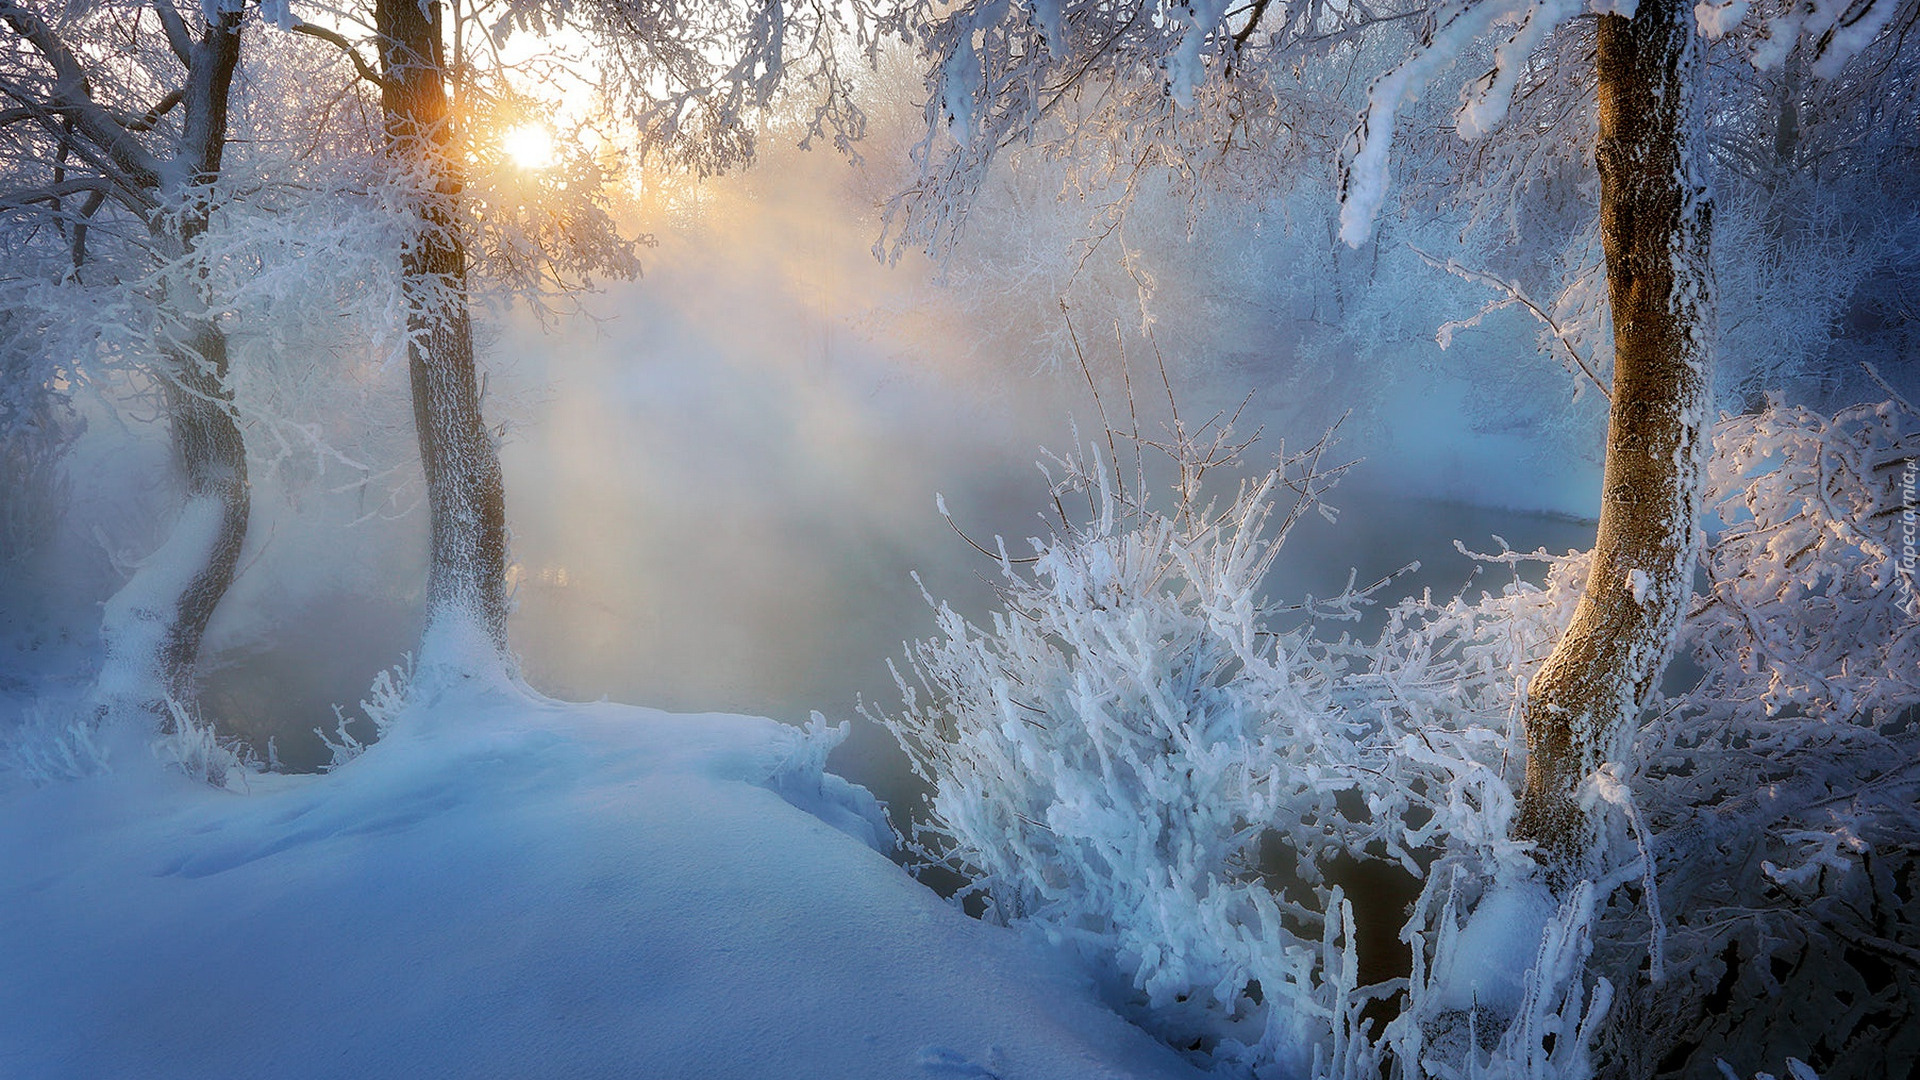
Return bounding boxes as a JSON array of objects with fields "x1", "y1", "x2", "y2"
[
  {"x1": 470, "y1": 160, "x2": 1605, "y2": 818},
  {"x1": 47, "y1": 148, "x2": 1603, "y2": 794}
]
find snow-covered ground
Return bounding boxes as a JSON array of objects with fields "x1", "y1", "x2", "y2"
[{"x1": 0, "y1": 686, "x2": 1205, "y2": 1080}]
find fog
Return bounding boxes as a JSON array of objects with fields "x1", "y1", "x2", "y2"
[
  {"x1": 24, "y1": 145, "x2": 1606, "y2": 805},
  {"x1": 481, "y1": 162, "x2": 1603, "y2": 812}
]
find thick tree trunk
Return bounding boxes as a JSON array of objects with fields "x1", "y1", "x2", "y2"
[
  {"x1": 94, "y1": 11, "x2": 250, "y2": 729},
  {"x1": 376, "y1": 0, "x2": 511, "y2": 670},
  {"x1": 1512, "y1": 0, "x2": 1713, "y2": 878},
  {"x1": 97, "y1": 325, "x2": 249, "y2": 718},
  {"x1": 93, "y1": 399, "x2": 247, "y2": 726}
]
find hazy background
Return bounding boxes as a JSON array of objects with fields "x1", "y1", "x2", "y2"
[{"x1": 5, "y1": 139, "x2": 1609, "y2": 816}]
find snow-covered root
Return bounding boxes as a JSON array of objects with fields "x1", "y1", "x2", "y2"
[{"x1": 410, "y1": 604, "x2": 522, "y2": 702}]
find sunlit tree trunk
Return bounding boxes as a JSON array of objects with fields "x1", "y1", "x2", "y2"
[
  {"x1": 375, "y1": 0, "x2": 511, "y2": 671},
  {"x1": 92, "y1": 9, "x2": 250, "y2": 728},
  {"x1": 1514, "y1": 0, "x2": 1713, "y2": 877}
]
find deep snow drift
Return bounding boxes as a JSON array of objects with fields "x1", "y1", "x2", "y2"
[{"x1": 0, "y1": 686, "x2": 1205, "y2": 1080}]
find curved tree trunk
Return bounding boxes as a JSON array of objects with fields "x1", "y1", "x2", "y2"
[
  {"x1": 96, "y1": 324, "x2": 250, "y2": 725},
  {"x1": 1513, "y1": 0, "x2": 1713, "y2": 878},
  {"x1": 376, "y1": 0, "x2": 512, "y2": 673},
  {"x1": 93, "y1": 10, "x2": 250, "y2": 730}
]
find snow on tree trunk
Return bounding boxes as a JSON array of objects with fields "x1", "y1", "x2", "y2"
[
  {"x1": 93, "y1": 13, "x2": 250, "y2": 731},
  {"x1": 376, "y1": 0, "x2": 512, "y2": 678},
  {"x1": 1514, "y1": 0, "x2": 1713, "y2": 877},
  {"x1": 94, "y1": 328, "x2": 251, "y2": 725}
]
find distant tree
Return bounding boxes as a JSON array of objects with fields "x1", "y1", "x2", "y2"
[
  {"x1": 883, "y1": 0, "x2": 1917, "y2": 876},
  {"x1": 0, "y1": 0, "x2": 251, "y2": 728}
]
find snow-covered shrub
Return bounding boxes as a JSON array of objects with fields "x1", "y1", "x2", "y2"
[
  {"x1": 154, "y1": 698, "x2": 261, "y2": 792},
  {"x1": 877, "y1": 405, "x2": 1625, "y2": 1077},
  {"x1": 1596, "y1": 392, "x2": 1920, "y2": 1080},
  {"x1": 885, "y1": 393, "x2": 1917, "y2": 1079},
  {"x1": 1339, "y1": 392, "x2": 1918, "y2": 1078},
  {"x1": 5, "y1": 696, "x2": 260, "y2": 792},
  {"x1": 0, "y1": 704, "x2": 113, "y2": 785},
  {"x1": 316, "y1": 655, "x2": 414, "y2": 770},
  {"x1": 874, "y1": 414, "x2": 1410, "y2": 1076}
]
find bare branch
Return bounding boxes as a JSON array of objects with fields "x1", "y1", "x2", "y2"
[
  {"x1": 0, "y1": 81, "x2": 159, "y2": 210},
  {"x1": 0, "y1": 176, "x2": 114, "y2": 209},
  {"x1": 69, "y1": 185, "x2": 105, "y2": 268},
  {"x1": 117, "y1": 87, "x2": 183, "y2": 132},
  {"x1": 1409, "y1": 244, "x2": 1613, "y2": 402},
  {"x1": 290, "y1": 20, "x2": 397, "y2": 91}
]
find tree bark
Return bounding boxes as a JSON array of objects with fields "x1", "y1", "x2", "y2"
[
  {"x1": 93, "y1": 10, "x2": 250, "y2": 728},
  {"x1": 375, "y1": 0, "x2": 511, "y2": 667},
  {"x1": 141, "y1": 320, "x2": 250, "y2": 715},
  {"x1": 1513, "y1": 0, "x2": 1713, "y2": 878}
]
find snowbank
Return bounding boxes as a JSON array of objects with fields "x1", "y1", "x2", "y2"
[{"x1": 0, "y1": 688, "x2": 1204, "y2": 1080}]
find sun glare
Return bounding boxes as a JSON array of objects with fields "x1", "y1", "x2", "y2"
[{"x1": 503, "y1": 122, "x2": 557, "y2": 170}]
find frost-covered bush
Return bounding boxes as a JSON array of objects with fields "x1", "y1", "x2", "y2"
[
  {"x1": 154, "y1": 699, "x2": 262, "y2": 792},
  {"x1": 316, "y1": 656, "x2": 414, "y2": 771},
  {"x1": 1337, "y1": 540, "x2": 1619, "y2": 1079},
  {"x1": 1597, "y1": 392, "x2": 1920, "y2": 1080},
  {"x1": 0, "y1": 704, "x2": 113, "y2": 786},
  {"x1": 2, "y1": 696, "x2": 260, "y2": 792},
  {"x1": 883, "y1": 393, "x2": 1919, "y2": 1079},
  {"x1": 873, "y1": 417, "x2": 1390, "y2": 1076}
]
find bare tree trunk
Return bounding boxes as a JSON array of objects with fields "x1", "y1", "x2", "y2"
[
  {"x1": 1513, "y1": 0, "x2": 1713, "y2": 878},
  {"x1": 94, "y1": 10, "x2": 250, "y2": 728},
  {"x1": 140, "y1": 323, "x2": 249, "y2": 712},
  {"x1": 376, "y1": 0, "x2": 511, "y2": 670}
]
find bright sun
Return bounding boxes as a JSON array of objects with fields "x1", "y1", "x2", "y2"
[{"x1": 502, "y1": 122, "x2": 557, "y2": 170}]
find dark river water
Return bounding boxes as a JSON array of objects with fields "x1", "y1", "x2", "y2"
[
  {"x1": 202, "y1": 484, "x2": 1595, "y2": 828},
  {"x1": 194, "y1": 237, "x2": 1604, "y2": 813}
]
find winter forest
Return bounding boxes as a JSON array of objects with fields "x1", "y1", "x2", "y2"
[{"x1": 1, "y1": 0, "x2": 1917, "y2": 1076}]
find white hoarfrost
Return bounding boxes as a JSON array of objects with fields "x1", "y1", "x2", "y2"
[
  {"x1": 1692, "y1": 0, "x2": 1749, "y2": 38},
  {"x1": 1627, "y1": 568, "x2": 1652, "y2": 605},
  {"x1": 1030, "y1": 0, "x2": 1065, "y2": 55},
  {"x1": 1456, "y1": 0, "x2": 1588, "y2": 141},
  {"x1": 941, "y1": 24, "x2": 981, "y2": 142},
  {"x1": 883, "y1": 396, "x2": 1916, "y2": 1079},
  {"x1": 1752, "y1": 0, "x2": 1903, "y2": 75},
  {"x1": 1430, "y1": 877, "x2": 1559, "y2": 1015},
  {"x1": 1342, "y1": 0, "x2": 1539, "y2": 246},
  {"x1": 1166, "y1": 0, "x2": 1232, "y2": 108}
]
